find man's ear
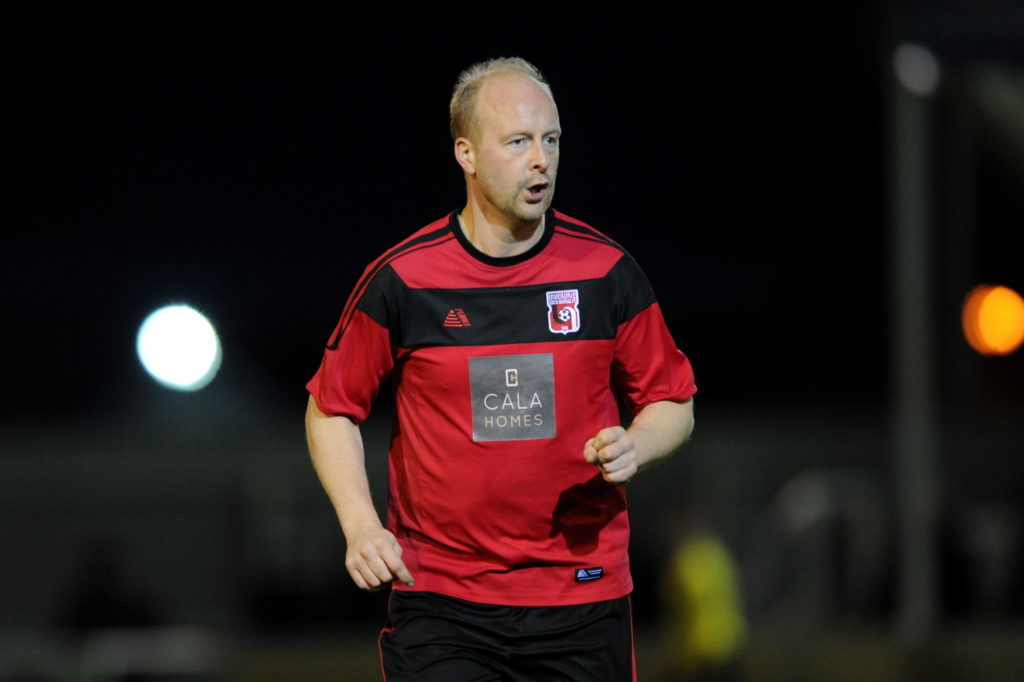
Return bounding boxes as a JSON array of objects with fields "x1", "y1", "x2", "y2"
[{"x1": 454, "y1": 137, "x2": 476, "y2": 176}]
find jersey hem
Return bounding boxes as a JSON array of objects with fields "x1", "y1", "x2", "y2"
[{"x1": 389, "y1": 581, "x2": 634, "y2": 608}]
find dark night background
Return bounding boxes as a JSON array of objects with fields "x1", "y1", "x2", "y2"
[
  {"x1": 3, "y1": 3, "x2": 1024, "y2": 680},
  {"x1": 5, "y1": 4, "x2": 889, "y2": 414}
]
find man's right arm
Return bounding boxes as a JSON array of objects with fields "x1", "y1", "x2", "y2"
[{"x1": 305, "y1": 395, "x2": 414, "y2": 590}]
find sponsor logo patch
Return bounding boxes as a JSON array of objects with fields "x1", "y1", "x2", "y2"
[
  {"x1": 574, "y1": 567, "x2": 604, "y2": 582},
  {"x1": 546, "y1": 289, "x2": 581, "y2": 335},
  {"x1": 468, "y1": 354, "x2": 556, "y2": 442}
]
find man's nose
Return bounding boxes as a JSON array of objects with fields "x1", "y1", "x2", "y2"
[{"x1": 530, "y1": 143, "x2": 550, "y2": 172}]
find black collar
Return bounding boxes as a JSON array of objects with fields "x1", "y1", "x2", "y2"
[{"x1": 449, "y1": 209, "x2": 555, "y2": 267}]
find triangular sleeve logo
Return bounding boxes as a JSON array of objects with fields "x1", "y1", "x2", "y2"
[{"x1": 546, "y1": 289, "x2": 581, "y2": 334}]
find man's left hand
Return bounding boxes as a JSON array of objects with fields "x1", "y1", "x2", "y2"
[{"x1": 583, "y1": 426, "x2": 637, "y2": 485}]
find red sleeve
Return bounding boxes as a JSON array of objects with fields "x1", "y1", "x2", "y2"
[
  {"x1": 306, "y1": 266, "x2": 396, "y2": 424},
  {"x1": 611, "y1": 302, "x2": 696, "y2": 415}
]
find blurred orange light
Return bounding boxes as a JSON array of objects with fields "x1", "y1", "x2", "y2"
[{"x1": 962, "y1": 285, "x2": 1024, "y2": 356}]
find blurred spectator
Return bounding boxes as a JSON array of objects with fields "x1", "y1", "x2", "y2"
[{"x1": 660, "y1": 514, "x2": 747, "y2": 681}]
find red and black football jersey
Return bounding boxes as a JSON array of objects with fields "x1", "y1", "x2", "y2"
[{"x1": 308, "y1": 209, "x2": 696, "y2": 606}]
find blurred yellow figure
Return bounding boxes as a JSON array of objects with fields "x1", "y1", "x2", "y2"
[{"x1": 662, "y1": 530, "x2": 747, "y2": 680}]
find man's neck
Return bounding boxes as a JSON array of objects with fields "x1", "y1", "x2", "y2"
[{"x1": 458, "y1": 203, "x2": 545, "y2": 259}]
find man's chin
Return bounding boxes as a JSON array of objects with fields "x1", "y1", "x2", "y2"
[{"x1": 516, "y1": 199, "x2": 553, "y2": 223}]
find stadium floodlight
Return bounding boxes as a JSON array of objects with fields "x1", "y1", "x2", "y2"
[
  {"x1": 893, "y1": 43, "x2": 941, "y2": 96},
  {"x1": 136, "y1": 304, "x2": 222, "y2": 391},
  {"x1": 962, "y1": 284, "x2": 1024, "y2": 356}
]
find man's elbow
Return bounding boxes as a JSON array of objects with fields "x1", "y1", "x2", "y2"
[
  {"x1": 679, "y1": 398, "x2": 695, "y2": 443},
  {"x1": 663, "y1": 398, "x2": 694, "y2": 454}
]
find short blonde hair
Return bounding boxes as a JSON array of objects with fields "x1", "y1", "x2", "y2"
[{"x1": 449, "y1": 57, "x2": 552, "y2": 142}]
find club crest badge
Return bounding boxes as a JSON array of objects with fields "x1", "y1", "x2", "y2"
[{"x1": 546, "y1": 289, "x2": 581, "y2": 335}]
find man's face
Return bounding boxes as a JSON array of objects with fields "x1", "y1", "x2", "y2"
[{"x1": 470, "y1": 74, "x2": 561, "y2": 225}]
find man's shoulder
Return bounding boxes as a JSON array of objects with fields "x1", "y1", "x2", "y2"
[
  {"x1": 408, "y1": 211, "x2": 457, "y2": 241},
  {"x1": 548, "y1": 210, "x2": 635, "y2": 268},
  {"x1": 365, "y1": 211, "x2": 457, "y2": 271},
  {"x1": 392, "y1": 211, "x2": 457, "y2": 252},
  {"x1": 552, "y1": 209, "x2": 594, "y2": 230},
  {"x1": 551, "y1": 210, "x2": 624, "y2": 250}
]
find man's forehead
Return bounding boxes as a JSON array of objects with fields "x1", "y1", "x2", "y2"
[{"x1": 477, "y1": 72, "x2": 559, "y2": 127}]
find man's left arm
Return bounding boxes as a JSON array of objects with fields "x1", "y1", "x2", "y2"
[{"x1": 583, "y1": 398, "x2": 694, "y2": 485}]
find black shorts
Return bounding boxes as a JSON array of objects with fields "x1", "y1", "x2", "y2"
[{"x1": 378, "y1": 591, "x2": 636, "y2": 681}]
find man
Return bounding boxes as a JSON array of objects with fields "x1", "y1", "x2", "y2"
[{"x1": 306, "y1": 57, "x2": 696, "y2": 680}]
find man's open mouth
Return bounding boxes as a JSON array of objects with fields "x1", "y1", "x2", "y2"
[{"x1": 525, "y1": 182, "x2": 549, "y2": 201}]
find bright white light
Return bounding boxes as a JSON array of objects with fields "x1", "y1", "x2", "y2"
[
  {"x1": 893, "y1": 43, "x2": 941, "y2": 96},
  {"x1": 136, "y1": 304, "x2": 222, "y2": 391}
]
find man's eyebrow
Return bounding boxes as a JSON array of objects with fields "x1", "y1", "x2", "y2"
[{"x1": 503, "y1": 127, "x2": 561, "y2": 139}]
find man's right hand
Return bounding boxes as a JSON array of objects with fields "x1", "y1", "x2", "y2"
[
  {"x1": 305, "y1": 398, "x2": 416, "y2": 592},
  {"x1": 345, "y1": 524, "x2": 415, "y2": 591}
]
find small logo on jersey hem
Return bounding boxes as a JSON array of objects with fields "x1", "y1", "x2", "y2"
[
  {"x1": 546, "y1": 289, "x2": 581, "y2": 334},
  {"x1": 574, "y1": 567, "x2": 604, "y2": 582},
  {"x1": 444, "y1": 309, "x2": 472, "y2": 327}
]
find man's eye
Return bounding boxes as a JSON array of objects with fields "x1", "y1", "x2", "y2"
[
  {"x1": 509, "y1": 138, "x2": 526, "y2": 147},
  {"x1": 544, "y1": 136, "x2": 558, "y2": 146}
]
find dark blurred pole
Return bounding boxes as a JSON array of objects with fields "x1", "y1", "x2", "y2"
[{"x1": 889, "y1": 43, "x2": 940, "y2": 641}]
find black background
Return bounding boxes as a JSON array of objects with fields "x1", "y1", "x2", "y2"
[{"x1": 5, "y1": 4, "x2": 894, "y2": 417}]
